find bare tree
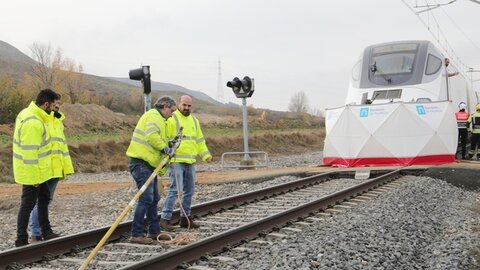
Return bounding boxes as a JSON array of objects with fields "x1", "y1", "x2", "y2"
[
  {"x1": 62, "y1": 58, "x2": 86, "y2": 104},
  {"x1": 28, "y1": 42, "x2": 86, "y2": 103},
  {"x1": 288, "y1": 91, "x2": 310, "y2": 113},
  {"x1": 29, "y1": 42, "x2": 57, "y2": 89}
]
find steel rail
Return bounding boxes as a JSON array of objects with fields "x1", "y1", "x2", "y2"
[
  {"x1": 0, "y1": 171, "x2": 332, "y2": 269},
  {"x1": 0, "y1": 169, "x2": 420, "y2": 270},
  {"x1": 119, "y1": 168, "x2": 415, "y2": 270}
]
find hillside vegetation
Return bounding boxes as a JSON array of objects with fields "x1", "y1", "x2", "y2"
[
  {"x1": 0, "y1": 103, "x2": 325, "y2": 183},
  {"x1": 0, "y1": 40, "x2": 326, "y2": 182}
]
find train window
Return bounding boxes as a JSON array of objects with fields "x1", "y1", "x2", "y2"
[
  {"x1": 425, "y1": 54, "x2": 442, "y2": 75},
  {"x1": 369, "y1": 43, "x2": 418, "y2": 86}
]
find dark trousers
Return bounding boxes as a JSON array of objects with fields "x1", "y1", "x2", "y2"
[
  {"x1": 471, "y1": 133, "x2": 480, "y2": 154},
  {"x1": 16, "y1": 182, "x2": 52, "y2": 243},
  {"x1": 458, "y1": 128, "x2": 468, "y2": 158}
]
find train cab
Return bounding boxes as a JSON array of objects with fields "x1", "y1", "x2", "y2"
[{"x1": 345, "y1": 40, "x2": 475, "y2": 111}]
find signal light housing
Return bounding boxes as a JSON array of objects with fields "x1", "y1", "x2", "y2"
[
  {"x1": 129, "y1": 65, "x2": 151, "y2": 94},
  {"x1": 226, "y1": 76, "x2": 254, "y2": 98}
]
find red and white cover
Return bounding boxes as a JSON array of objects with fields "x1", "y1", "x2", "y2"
[{"x1": 323, "y1": 101, "x2": 457, "y2": 167}]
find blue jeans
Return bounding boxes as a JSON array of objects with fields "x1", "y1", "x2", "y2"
[
  {"x1": 161, "y1": 163, "x2": 196, "y2": 220},
  {"x1": 30, "y1": 178, "x2": 59, "y2": 237},
  {"x1": 129, "y1": 158, "x2": 161, "y2": 237}
]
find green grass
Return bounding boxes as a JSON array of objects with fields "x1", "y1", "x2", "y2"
[
  {"x1": 0, "y1": 127, "x2": 323, "y2": 147},
  {"x1": 204, "y1": 127, "x2": 322, "y2": 138},
  {"x1": 66, "y1": 131, "x2": 130, "y2": 144},
  {"x1": 0, "y1": 134, "x2": 11, "y2": 145}
]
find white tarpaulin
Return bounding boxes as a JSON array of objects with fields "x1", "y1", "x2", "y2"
[{"x1": 323, "y1": 101, "x2": 458, "y2": 167}]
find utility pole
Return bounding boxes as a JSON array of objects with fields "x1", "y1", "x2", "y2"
[{"x1": 216, "y1": 58, "x2": 224, "y2": 103}]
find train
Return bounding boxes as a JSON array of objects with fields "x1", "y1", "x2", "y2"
[
  {"x1": 323, "y1": 40, "x2": 478, "y2": 167},
  {"x1": 345, "y1": 40, "x2": 478, "y2": 110}
]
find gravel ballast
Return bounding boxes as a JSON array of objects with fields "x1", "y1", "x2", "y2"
[
  {"x1": 0, "y1": 152, "x2": 479, "y2": 270},
  {"x1": 199, "y1": 177, "x2": 480, "y2": 270}
]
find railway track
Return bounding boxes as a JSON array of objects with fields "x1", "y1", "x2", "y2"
[{"x1": 0, "y1": 168, "x2": 424, "y2": 270}]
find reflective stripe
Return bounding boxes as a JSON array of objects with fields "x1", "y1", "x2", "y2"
[
  {"x1": 144, "y1": 128, "x2": 158, "y2": 135},
  {"x1": 134, "y1": 128, "x2": 146, "y2": 136},
  {"x1": 146, "y1": 122, "x2": 160, "y2": 131},
  {"x1": 21, "y1": 116, "x2": 38, "y2": 123},
  {"x1": 173, "y1": 114, "x2": 181, "y2": 134},
  {"x1": 16, "y1": 116, "x2": 49, "y2": 148},
  {"x1": 200, "y1": 151, "x2": 211, "y2": 158},
  {"x1": 196, "y1": 137, "x2": 205, "y2": 144},
  {"x1": 51, "y1": 137, "x2": 65, "y2": 143},
  {"x1": 13, "y1": 153, "x2": 39, "y2": 164},
  {"x1": 13, "y1": 140, "x2": 40, "y2": 150},
  {"x1": 175, "y1": 154, "x2": 197, "y2": 159},
  {"x1": 132, "y1": 136, "x2": 151, "y2": 148},
  {"x1": 183, "y1": 136, "x2": 196, "y2": 141},
  {"x1": 38, "y1": 150, "x2": 52, "y2": 158}
]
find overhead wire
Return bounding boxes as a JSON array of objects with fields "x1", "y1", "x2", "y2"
[
  {"x1": 434, "y1": 0, "x2": 480, "y2": 54},
  {"x1": 400, "y1": 0, "x2": 476, "y2": 72}
]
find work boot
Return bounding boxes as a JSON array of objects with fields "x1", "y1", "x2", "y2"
[
  {"x1": 129, "y1": 235, "x2": 153, "y2": 244},
  {"x1": 160, "y1": 218, "x2": 176, "y2": 231},
  {"x1": 147, "y1": 232, "x2": 175, "y2": 241},
  {"x1": 43, "y1": 231, "x2": 61, "y2": 240},
  {"x1": 180, "y1": 216, "x2": 200, "y2": 229},
  {"x1": 14, "y1": 238, "x2": 28, "y2": 247},
  {"x1": 31, "y1": 235, "x2": 43, "y2": 243}
]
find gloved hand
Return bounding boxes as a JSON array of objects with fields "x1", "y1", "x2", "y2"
[
  {"x1": 168, "y1": 138, "x2": 177, "y2": 148},
  {"x1": 163, "y1": 147, "x2": 175, "y2": 157}
]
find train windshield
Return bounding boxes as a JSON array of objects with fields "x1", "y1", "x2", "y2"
[{"x1": 369, "y1": 43, "x2": 418, "y2": 85}]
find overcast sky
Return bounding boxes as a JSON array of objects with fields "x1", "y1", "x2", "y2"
[{"x1": 2, "y1": 0, "x2": 480, "y2": 112}]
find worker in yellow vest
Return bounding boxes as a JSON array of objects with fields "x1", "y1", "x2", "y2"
[
  {"x1": 29, "y1": 94, "x2": 74, "y2": 242},
  {"x1": 126, "y1": 96, "x2": 177, "y2": 244},
  {"x1": 160, "y1": 95, "x2": 212, "y2": 230},
  {"x1": 467, "y1": 103, "x2": 480, "y2": 159},
  {"x1": 13, "y1": 89, "x2": 60, "y2": 247}
]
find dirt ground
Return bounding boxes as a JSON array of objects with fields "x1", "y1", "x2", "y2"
[
  {"x1": 0, "y1": 165, "x2": 332, "y2": 201},
  {"x1": 2, "y1": 160, "x2": 479, "y2": 203}
]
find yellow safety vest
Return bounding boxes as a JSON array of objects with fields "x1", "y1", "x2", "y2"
[
  {"x1": 13, "y1": 102, "x2": 53, "y2": 185},
  {"x1": 126, "y1": 108, "x2": 169, "y2": 169},
  {"x1": 468, "y1": 111, "x2": 480, "y2": 134},
  {"x1": 167, "y1": 110, "x2": 212, "y2": 164},
  {"x1": 49, "y1": 112, "x2": 74, "y2": 178}
]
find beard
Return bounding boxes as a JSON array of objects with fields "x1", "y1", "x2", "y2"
[{"x1": 181, "y1": 109, "x2": 190, "y2": 116}]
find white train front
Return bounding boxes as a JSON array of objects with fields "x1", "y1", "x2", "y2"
[
  {"x1": 323, "y1": 40, "x2": 478, "y2": 167},
  {"x1": 345, "y1": 40, "x2": 477, "y2": 109}
]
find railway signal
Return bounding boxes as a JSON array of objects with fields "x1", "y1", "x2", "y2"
[
  {"x1": 227, "y1": 76, "x2": 254, "y2": 98},
  {"x1": 129, "y1": 65, "x2": 152, "y2": 112},
  {"x1": 226, "y1": 76, "x2": 256, "y2": 163}
]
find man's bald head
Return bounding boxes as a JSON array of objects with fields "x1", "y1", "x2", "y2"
[{"x1": 178, "y1": 95, "x2": 193, "y2": 116}]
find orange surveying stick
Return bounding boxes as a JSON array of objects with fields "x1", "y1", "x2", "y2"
[{"x1": 79, "y1": 128, "x2": 183, "y2": 270}]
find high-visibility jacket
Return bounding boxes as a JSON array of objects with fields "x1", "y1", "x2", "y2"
[
  {"x1": 468, "y1": 111, "x2": 480, "y2": 134},
  {"x1": 455, "y1": 111, "x2": 469, "y2": 129},
  {"x1": 167, "y1": 110, "x2": 211, "y2": 164},
  {"x1": 13, "y1": 102, "x2": 53, "y2": 185},
  {"x1": 126, "y1": 108, "x2": 169, "y2": 169},
  {"x1": 49, "y1": 111, "x2": 74, "y2": 178}
]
